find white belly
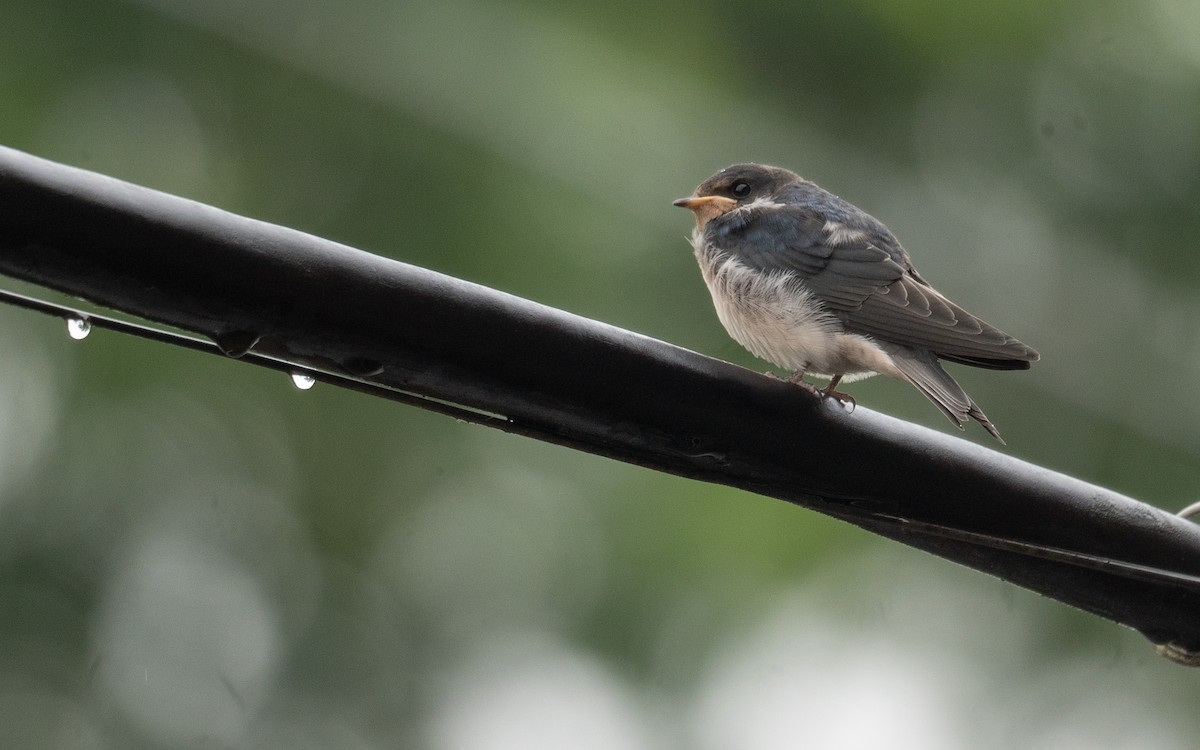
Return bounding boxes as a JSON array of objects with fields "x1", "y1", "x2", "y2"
[{"x1": 695, "y1": 246, "x2": 899, "y2": 381}]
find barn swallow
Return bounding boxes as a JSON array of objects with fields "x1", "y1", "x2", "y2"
[{"x1": 674, "y1": 163, "x2": 1038, "y2": 442}]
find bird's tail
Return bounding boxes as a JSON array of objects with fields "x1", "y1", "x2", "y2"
[{"x1": 881, "y1": 344, "x2": 1004, "y2": 443}]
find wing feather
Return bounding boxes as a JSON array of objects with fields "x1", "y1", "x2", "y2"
[{"x1": 725, "y1": 203, "x2": 1038, "y2": 367}]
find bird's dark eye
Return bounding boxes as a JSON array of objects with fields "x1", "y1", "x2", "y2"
[{"x1": 731, "y1": 181, "x2": 752, "y2": 198}]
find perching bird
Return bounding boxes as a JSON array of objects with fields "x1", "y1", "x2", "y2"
[{"x1": 673, "y1": 163, "x2": 1038, "y2": 442}]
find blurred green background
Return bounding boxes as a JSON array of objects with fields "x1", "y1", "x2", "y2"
[{"x1": 3, "y1": 0, "x2": 1200, "y2": 747}]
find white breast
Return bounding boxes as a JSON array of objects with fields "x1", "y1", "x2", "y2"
[{"x1": 692, "y1": 235, "x2": 897, "y2": 382}]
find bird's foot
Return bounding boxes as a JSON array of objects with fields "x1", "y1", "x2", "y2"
[
  {"x1": 821, "y1": 386, "x2": 856, "y2": 412},
  {"x1": 819, "y1": 375, "x2": 855, "y2": 412},
  {"x1": 769, "y1": 369, "x2": 821, "y2": 396}
]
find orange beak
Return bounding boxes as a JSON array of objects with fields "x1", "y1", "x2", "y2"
[{"x1": 672, "y1": 195, "x2": 738, "y2": 228}]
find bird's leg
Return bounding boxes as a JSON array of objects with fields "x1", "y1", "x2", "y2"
[{"x1": 821, "y1": 374, "x2": 856, "y2": 407}]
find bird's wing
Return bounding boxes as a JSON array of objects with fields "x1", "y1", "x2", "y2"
[{"x1": 726, "y1": 207, "x2": 1038, "y2": 366}]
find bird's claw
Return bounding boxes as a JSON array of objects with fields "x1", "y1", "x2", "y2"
[
  {"x1": 821, "y1": 387, "x2": 856, "y2": 412},
  {"x1": 766, "y1": 371, "x2": 848, "y2": 405}
]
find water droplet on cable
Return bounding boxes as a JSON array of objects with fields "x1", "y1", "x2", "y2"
[
  {"x1": 66, "y1": 316, "x2": 92, "y2": 340},
  {"x1": 212, "y1": 331, "x2": 260, "y2": 358},
  {"x1": 290, "y1": 372, "x2": 316, "y2": 390}
]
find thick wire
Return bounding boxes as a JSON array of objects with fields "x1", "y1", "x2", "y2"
[{"x1": 5, "y1": 285, "x2": 1200, "y2": 594}]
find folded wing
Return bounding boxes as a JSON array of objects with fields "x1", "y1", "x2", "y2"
[{"x1": 729, "y1": 205, "x2": 1039, "y2": 368}]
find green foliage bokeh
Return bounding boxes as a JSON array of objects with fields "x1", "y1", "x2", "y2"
[{"x1": 2, "y1": 0, "x2": 1200, "y2": 747}]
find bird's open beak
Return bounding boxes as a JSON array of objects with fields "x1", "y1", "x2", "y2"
[{"x1": 673, "y1": 195, "x2": 738, "y2": 228}]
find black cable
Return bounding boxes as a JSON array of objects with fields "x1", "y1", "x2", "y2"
[{"x1": 15, "y1": 283, "x2": 1200, "y2": 593}]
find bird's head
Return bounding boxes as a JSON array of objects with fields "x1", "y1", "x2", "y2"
[{"x1": 672, "y1": 163, "x2": 803, "y2": 229}]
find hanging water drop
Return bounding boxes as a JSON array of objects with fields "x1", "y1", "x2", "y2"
[
  {"x1": 66, "y1": 316, "x2": 92, "y2": 340},
  {"x1": 290, "y1": 372, "x2": 316, "y2": 390},
  {"x1": 212, "y1": 331, "x2": 260, "y2": 358}
]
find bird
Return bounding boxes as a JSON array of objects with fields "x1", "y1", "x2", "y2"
[{"x1": 673, "y1": 163, "x2": 1038, "y2": 442}]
